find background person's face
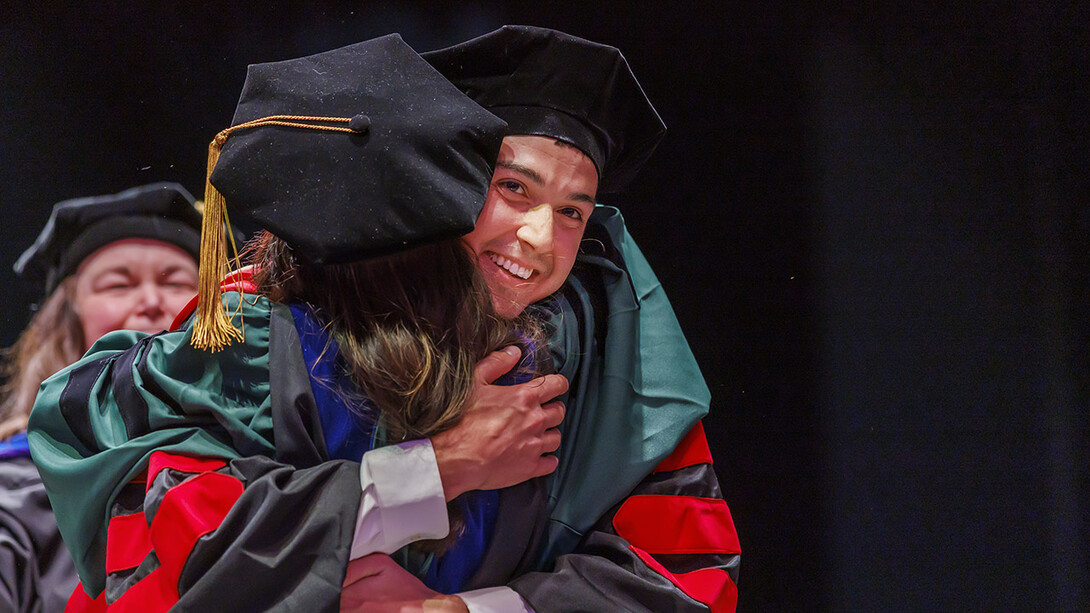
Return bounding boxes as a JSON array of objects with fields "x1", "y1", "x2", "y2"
[
  {"x1": 463, "y1": 135, "x2": 599, "y2": 318},
  {"x1": 72, "y1": 238, "x2": 198, "y2": 350}
]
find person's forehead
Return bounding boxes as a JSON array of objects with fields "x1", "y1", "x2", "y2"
[
  {"x1": 499, "y1": 134, "x2": 589, "y2": 159},
  {"x1": 77, "y1": 239, "x2": 196, "y2": 273},
  {"x1": 497, "y1": 135, "x2": 599, "y2": 196}
]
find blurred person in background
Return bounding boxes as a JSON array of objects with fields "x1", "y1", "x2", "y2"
[{"x1": 0, "y1": 182, "x2": 201, "y2": 612}]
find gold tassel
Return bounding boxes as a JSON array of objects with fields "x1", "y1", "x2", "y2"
[
  {"x1": 190, "y1": 132, "x2": 245, "y2": 352},
  {"x1": 189, "y1": 114, "x2": 367, "y2": 352}
]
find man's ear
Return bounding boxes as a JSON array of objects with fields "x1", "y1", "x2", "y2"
[{"x1": 579, "y1": 235, "x2": 606, "y2": 256}]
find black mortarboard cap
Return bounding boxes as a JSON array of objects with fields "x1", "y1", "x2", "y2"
[
  {"x1": 422, "y1": 25, "x2": 666, "y2": 193},
  {"x1": 209, "y1": 33, "x2": 508, "y2": 264},
  {"x1": 193, "y1": 34, "x2": 506, "y2": 351},
  {"x1": 14, "y1": 182, "x2": 202, "y2": 295}
]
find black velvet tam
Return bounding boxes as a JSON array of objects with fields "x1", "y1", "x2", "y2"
[
  {"x1": 422, "y1": 25, "x2": 666, "y2": 194},
  {"x1": 209, "y1": 34, "x2": 508, "y2": 265},
  {"x1": 14, "y1": 182, "x2": 202, "y2": 295}
]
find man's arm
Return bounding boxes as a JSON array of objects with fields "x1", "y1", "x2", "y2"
[
  {"x1": 350, "y1": 346, "x2": 565, "y2": 561},
  {"x1": 508, "y1": 421, "x2": 739, "y2": 612},
  {"x1": 339, "y1": 423, "x2": 738, "y2": 613}
]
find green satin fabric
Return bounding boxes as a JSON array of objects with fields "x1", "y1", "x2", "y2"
[
  {"x1": 533, "y1": 206, "x2": 710, "y2": 568},
  {"x1": 27, "y1": 293, "x2": 278, "y2": 594}
]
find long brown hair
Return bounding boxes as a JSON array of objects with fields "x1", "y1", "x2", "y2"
[
  {"x1": 250, "y1": 231, "x2": 531, "y2": 440},
  {"x1": 0, "y1": 277, "x2": 85, "y2": 440},
  {"x1": 249, "y1": 231, "x2": 537, "y2": 551}
]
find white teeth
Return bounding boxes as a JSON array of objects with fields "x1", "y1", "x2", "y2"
[{"x1": 489, "y1": 253, "x2": 532, "y2": 279}]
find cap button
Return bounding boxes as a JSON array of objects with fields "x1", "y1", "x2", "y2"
[{"x1": 349, "y1": 113, "x2": 371, "y2": 133}]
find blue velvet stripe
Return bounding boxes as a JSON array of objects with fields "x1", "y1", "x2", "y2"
[
  {"x1": 289, "y1": 304, "x2": 376, "y2": 461},
  {"x1": 0, "y1": 431, "x2": 31, "y2": 460},
  {"x1": 425, "y1": 489, "x2": 500, "y2": 593}
]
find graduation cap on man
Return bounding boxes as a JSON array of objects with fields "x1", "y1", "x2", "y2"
[
  {"x1": 422, "y1": 25, "x2": 667, "y2": 194},
  {"x1": 194, "y1": 33, "x2": 507, "y2": 351}
]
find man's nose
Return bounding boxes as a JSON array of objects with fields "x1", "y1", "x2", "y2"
[{"x1": 516, "y1": 204, "x2": 554, "y2": 250}]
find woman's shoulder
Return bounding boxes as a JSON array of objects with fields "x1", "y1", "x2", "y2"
[{"x1": 34, "y1": 291, "x2": 287, "y2": 420}]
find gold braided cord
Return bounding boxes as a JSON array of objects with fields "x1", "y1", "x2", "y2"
[
  {"x1": 190, "y1": 113, "x2": 360, "y2": 352},
  {"x1": 215, "y1": 115, "x2": 358, "y2": 145}
]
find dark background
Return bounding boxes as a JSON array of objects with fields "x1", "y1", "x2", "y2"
[{"x1": 1, "y1": 3, "x2": 1085, "y2": 610}]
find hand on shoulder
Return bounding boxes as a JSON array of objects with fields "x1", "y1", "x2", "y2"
[{"x1": 432, "y1": 346, "x2": 567, "y2": 500}]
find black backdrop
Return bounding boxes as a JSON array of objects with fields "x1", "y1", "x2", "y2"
[{"x1": 1, "y1": 3, "x2": 1085, "y2": 611}]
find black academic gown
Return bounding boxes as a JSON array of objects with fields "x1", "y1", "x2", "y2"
[
  {"x1": 0, "y1": 454, "x2": 79, "y2": 612},
  {"x1": 30, "y1": 208, "x2": 739, "y2": 612}
]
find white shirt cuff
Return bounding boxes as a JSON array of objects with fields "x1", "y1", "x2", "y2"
[
  {"x1": 458, "y1": 587, "x2": 536, "y2": 613},
  {"x1": 350, "y1": 439, "x2": 449, "y2": 559}
]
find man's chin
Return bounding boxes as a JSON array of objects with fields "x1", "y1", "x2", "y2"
[
  {"x1": 489, "y1": 290, "x2": 528, "y2": 319},
  {"x1": 494, "y1": 300, "x2": 527, "y2": 319}
]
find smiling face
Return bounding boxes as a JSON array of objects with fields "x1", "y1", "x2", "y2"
[
  {"x1": 72, "y1": 238, "x2": 199, "y2": 351},
  {"x1": 463, "y1": 135, "x2": 600, "y2": 318}
]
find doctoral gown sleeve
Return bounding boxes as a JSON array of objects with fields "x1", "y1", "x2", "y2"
[
  {"x1": 509, "y1": 423, "x2": 740, "y2": 612},
  {"x1": 27, "y1": 293, "x2": 361, "y2": 612},
  {"x1": 505, "y1": 207, "x2": 741, "y2": 611}
]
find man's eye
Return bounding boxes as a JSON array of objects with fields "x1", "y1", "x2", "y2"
[
  {"x1": 559, "y1": 207, "x2": 584, "y2": 221},
  {"x1": 498, "y1": 180, "x2": 524, "y2": 194}
]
